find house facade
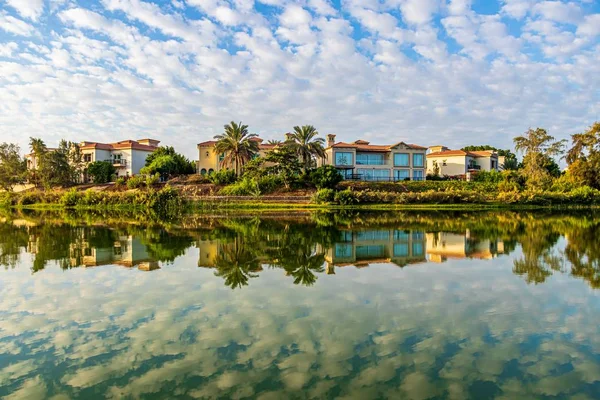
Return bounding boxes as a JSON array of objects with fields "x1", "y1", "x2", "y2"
[
  {"x1": 426, "y1": 146, "x2": 499, "y2": 178},
  {"x1": 197, "y1": 137, "x2": 276, "y2": 175},
  {"x1": 25, "y1": 139, "x2": 160, "y2": 180},
  {"x1": 79, "y1": 139, "x2": 160, "y2": 179},
  {"x1": 320, "y1": 135, "x2": 427, "y2": 181}
]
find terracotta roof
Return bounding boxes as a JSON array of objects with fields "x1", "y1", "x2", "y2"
[
  {"x1": 427, "y1": 150, "x2": 497, "y2": 158},
  {"x1": 198, "y1": 137, "x2": 277, "y2": 150},
  {"x1": 329, "y1": 141, "x2": 425, "y2": 152},
  {"x1": 80, "y1": 139, "x2": 159, "y2": 152}
]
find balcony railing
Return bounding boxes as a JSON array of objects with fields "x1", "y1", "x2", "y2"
[
  {"x1": 345, "y1": 174, "x2": 425, "y2": 182},
  {"x1": 105, "y1": 159, "x2": 127, "y2": 166}
]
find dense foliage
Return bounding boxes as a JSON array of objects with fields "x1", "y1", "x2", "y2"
[
  {"x1": 142, "y1": 146, "x2": 195, "y2": 177},
  {"x1": 86, "y1": 161, "x2": 116, "y2": 183},
  {"x1": 0, "y1": 143, "x2": 27, "y2": 191}
]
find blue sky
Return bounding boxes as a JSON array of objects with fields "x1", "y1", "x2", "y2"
[{"x1": 0, "y1": 0, "x2": 599, "y2": 158}]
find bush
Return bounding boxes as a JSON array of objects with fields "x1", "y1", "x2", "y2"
[
  {"x1": 115, "y1": 177, "x2": 125, "y2": 189},
  {"x1": 0, "y1": 192, "x2": 15, "y2": 208},
  {"x1": 334, "y1": 189, "x2": 358, "y2": 205},
  {"x1": 256, "y1": 175, "x2": 282, "y2": 194},
  {"x1": 18, "y1": 192, "x2": 41, "y2": 206},
  {"x1": 60, "y1": 189, "x2": 81, "y2": 207},
  {"x1": 127, "y1": 176, "x2": 146, "y2": 189},
  {"x1": 310, "y1": 166, "x2": 343, "y2": 189},
  {"x1": 220, "y1": 178, "x2": 261, "y2": 196},
  {"x1": 473, "y1": 170, "x2": 503, "y2": 183},
  {"x1": 146, "y1": 173, "x2": 160, "y2": 187},
  {"x1": 209, "y1": 169, "x2": 237, "y2": 185},
  {"x1": 86, "y1": 161, "x2": 117, "y2": 184},
  {"x1": 569, "y1": 186, "x2": 600, "y2": 204},
  {"x1": 312, "y1": 188, "x2": 336, "y2": 204}
]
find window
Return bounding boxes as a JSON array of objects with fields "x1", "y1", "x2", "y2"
[
  {"x1": 356, "y1": 231, "x2": 390, "y2": 241},
  {"x1": 393, "y1": 243, "x2": 409, "y2": 257},
  {"x1": 412, "y1": 242, "x2": 424, "y2": 256},
  {"x1": 355, "y1": 245, "x2": 385, "y2": 258},
  {"x1": 394, "y1": 153, "x2": 410, "y2": 167},
  {"x1": 394, "y1": 169, "x2": 410, "y2": 181},
  {"x1": 356, "y1": 153, "x2": 384, "y2": 165},
  {"x1": 413, "y1": 153, "x2": 424, "y2": 167},
  {"x1": 335, "y1": 243, "x2": 352, "y2": 258},
  {"x1": 394, "y1": 230, "x2": 410, "y2": 241},
  {"x1": 357, "y1": 169, "x2": 389, "y2": 181},
  {"x1": 491, "y1": 160, "x2": 497, "y2": 169},
  {"x1": 335, "y1": 152, "x2": 353, "y2": 166},
  {"x1": 200, "y1": 168, "x2": 207, "y2": 175},
  {"x1": 413, "y1": 170, "x2": 424, "y2": 181},
  {"x1": 340, "y1": 231, "x2": 353, "y2": 242},
  {"x1": 83, "y1": 154, "x2": 92, "y2": 163},
  {"x1": 412, "y1": 231, "x2": 424, "y2": 240}
]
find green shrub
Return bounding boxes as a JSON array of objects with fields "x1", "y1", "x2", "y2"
[
  {"x1": 569, "y1": 186, "x2": 600, "y2": 204},
  {"x1": 86, "y1": 161, "x2": 117, "y2": 184},
  {"x1": 310, "y1": 166, "x2": 343, "y2": 189},
  {"x1": 18, "y1": 192, "x2": 41, "y2": 206},
  {"x1": 334, "y1": 189, "x2": 358, "y2": 205},
  {"x1": 146, "y1": 173, "x2": 160, "y2": 187},
  {"x1": 60, "y1": 189, "x2": 81, "y2": 207},
  {"x1": 474, "y1": 170, "x2": 503, "y2": 183},
  {"x1": 312, "y1": 188, "x2": 336, "y2": 204},
  {"x1": 256, "y1": 175, "x2": 281, "y2": 194},
  {"x1": 127, "y1": 175, "x2": 146, "y2": 189},
  {"x1": 220, "y1": 178, "x2": 261, "y2": 196},
  {"x1": 209, "y1": 169, "x2": 237, "y2": 185},
  {"x1": 0, "y1": 192, "x2": 15, "y2": 208},
  {"x1": 115, "y1": 177, "x2": 125, "y2": 189}
]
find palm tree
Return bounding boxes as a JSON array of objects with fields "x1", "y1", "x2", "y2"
[
  {"x1": 267, "y1": 139, "x2": 283, "y2": 146},
  {"x1": 213, "y1": 238, "x2": 261, "y2": 289},
  {"x1": 29, "y1": 137, "x2": 47, "y2": 186},
  {"x1": 213, "y1": 121, "x2": 259, "y2": 176},
  {"x1": 288, "y1": 125, "x2": 326, "y2": 172}
]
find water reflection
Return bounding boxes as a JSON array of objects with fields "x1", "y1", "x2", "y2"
[
  {"x1": 1, "y1": 210, "x2": 600, "y2": 399},
  {"x1": 1, "y1": 210, "x2": 600, "y2": 290}
]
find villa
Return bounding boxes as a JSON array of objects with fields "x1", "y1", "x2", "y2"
[
  {"x1": 426, "y1": 146, "x2": 499, "y2": 178},
  {"x1": 26, "y1": 138, "x2": 160, "y2": 180},
  {"x1": 79, "y1": 139, "x2": 160, "y2": 179},
  {"x1": 197, "y1": 137, "x2": 277, "y2": 176},
  {"x1": 319, "y1": 135, "x2": 427, "y2": 181}
]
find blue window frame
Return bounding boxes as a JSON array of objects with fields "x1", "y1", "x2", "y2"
[
  {"x1": 413, "y1": 153, "x2": 424, "y2": 167},
  {"x1": 394, "y1": 243, "x2": 409, "y2": 257},
  {"x1": 394, "y1": 169, "x2": 410, "y2": 181},
  {"x1": 356, "y1": 153, "x2": 385, "y2": 165},
  {"x1": 335, "y1": 152, "x2": 353, "y2": 166},
  {"x1": 394, "y1": 153, "x2": 410, "y2": 167},
  {"x1": 413, "y1": 170, "x2": 424, "y2": 181}
]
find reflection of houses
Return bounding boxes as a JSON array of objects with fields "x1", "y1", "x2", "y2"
[
  {"x1": 426, "y1": 231, "x2": 505, "y2": 262},
  {"x1": 322, "y1": 229, "x2": 427, "y2": 273},
  {"x1": 197, "y1": 239, "x2": 220, "y2": 267},
  {"x1": 70, "y1": 235, "x2": 160, "y2": 271}
]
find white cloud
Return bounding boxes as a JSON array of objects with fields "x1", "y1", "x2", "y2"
[
  {"x1": 577, "y1": 14, "x2": 600, "y2": 37},
  {"x1": 4, "y1": 0, "x2": 44, "y2": 21},
  {"x1": 532, "y1": 1, "x2": 583, "y2": 24},
  {"x1": 0, "y1": 12, "x2": 36, "y2": 36}
]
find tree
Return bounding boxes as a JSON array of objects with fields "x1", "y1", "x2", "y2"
[
  {"x1": 288, "y1": 125, "x2": 326, "y2": 172},
  {"x1": 310, "y1": 165, "x2": 343, "y2": 189},
  {"x1": 68, "y1": 142, "x2": 85, "y2": 183},
  {"x1": 214, "y1": 121, "x2": 259, "y2": 176},
  {"x1": 266, "y1": 139, "x2": 283, "y2": 146},
  {"x1": 86, "y1": 161, "x2": 116, "y2": 183},
  {"x1": 263, "y1": 144, "x2": 303, "y2": 189},
  {"x1": 28, "y1": 137, "x2": 48, "y2": 187},
  {"x1": 513, "y1": 128, "x2": 566, "y2": 189},
  {"x1": 140, "y1": 155, "x2": 179, "y2": 178},
  {"x1": 0, "y1": 143, "x2": 27, "y2": 192},
  {"x1": 38, "y1": 141, "x2": 72, "y2": 188},
  {"x1": 565, "y1": 122, "x2": 600, "y2": 189},
  {"x1": 144, "y1": 146, "x2": 195, "y2": 176},
  {"x1": 461, "y1": 145, "x2": 519, "y2": 170}
]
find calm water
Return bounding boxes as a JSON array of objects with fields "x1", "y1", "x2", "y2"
[{"x1": 1, "y1": 210, "x2": 600, "y2": 399}]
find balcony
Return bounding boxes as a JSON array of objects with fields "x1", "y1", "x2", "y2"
[{"x1": 105, "y1": 159, "x2": 127, "y2": 167}]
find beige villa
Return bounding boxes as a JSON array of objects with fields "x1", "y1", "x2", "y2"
[
  {"x1": 319, "y1": 135, "x2": 427, "y2": 181},
  {"x1": 197, "y1": 137, "x2": 277, "y2": 175},
  {"x1": 426, "y1": 146, "x2": 499, "y2": 178}
]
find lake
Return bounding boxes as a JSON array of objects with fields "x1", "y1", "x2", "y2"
[{"x1": 1, "y1": 209, "x2": 600, "y2": 399}]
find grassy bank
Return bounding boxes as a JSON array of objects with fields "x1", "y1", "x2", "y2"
[{"x1": 3, "y1": 180, "x2": 600, "y2": 212}]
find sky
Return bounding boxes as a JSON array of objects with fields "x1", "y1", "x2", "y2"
[{"x1": 0, "y1": 0, "x2": 599, "y2": 159}]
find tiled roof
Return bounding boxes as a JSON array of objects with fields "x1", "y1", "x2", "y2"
[
  {"x1": 329, "y1": 141, "x2": 425, "y2": 152},
  {"x1": 80, "y1": 139, "x2": 159, "y2": 152},
  {"x1": 427, "y1": 150, "x2": 497, "y2": 158}
]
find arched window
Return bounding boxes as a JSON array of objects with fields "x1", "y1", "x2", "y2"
[
  {"x1": 208, "y1": 169, "x2": 214, "y2": 174},
  {"x1": 200, "y1": 168, "x2": 207, "y2": 175}
]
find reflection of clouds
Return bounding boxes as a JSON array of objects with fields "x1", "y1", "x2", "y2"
[{"x1": 0, "y1": 243, "x2": 600, "y2": 398}]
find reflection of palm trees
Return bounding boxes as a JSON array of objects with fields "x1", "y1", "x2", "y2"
[
  {"x1": 276, "y1": 241, "x2": 325, "y2": 287},
  {"x1": 214, "y1": 238, "x2": 261, "y2": 289}
]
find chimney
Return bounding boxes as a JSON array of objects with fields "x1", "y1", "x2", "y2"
[{"x1": 327, "y1": 134, "x2": 336, "y2": 147}]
